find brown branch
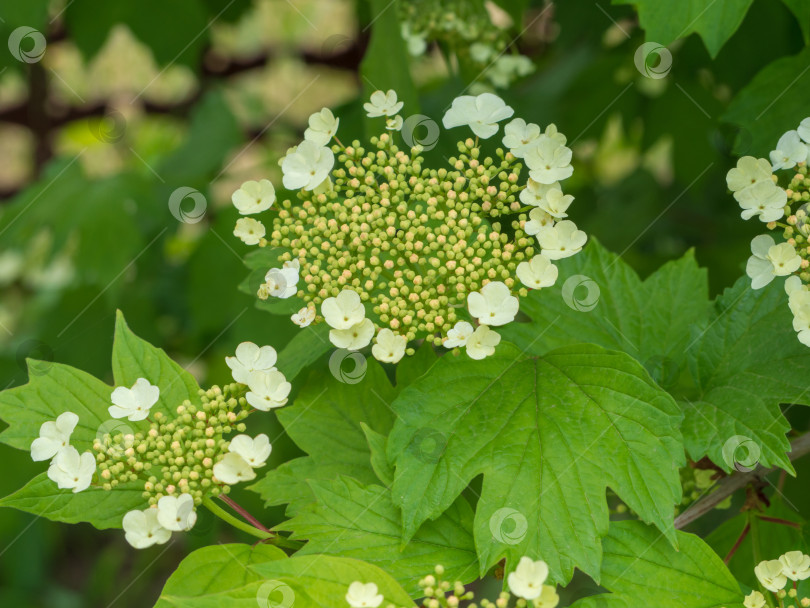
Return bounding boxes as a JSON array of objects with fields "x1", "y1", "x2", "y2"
[{"x1": 674, "y1": 432, "x2": 810, "y2": 529}]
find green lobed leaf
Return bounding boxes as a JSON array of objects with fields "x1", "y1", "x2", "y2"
[
  {"x1": 613, "y1": 0, "x2": 754, "y2": 57},
  {"x1": 362, "y1": 423, "x2": 394, "y2": 487},
  {"x1": 275, "y1": 324, "x2": 332, "y2": 381},
  {"x1": 154, "y1": 543, "x2": 287, "y2": 607},
  {"x1": 782, "y1": 0, "x2": 810, "y2": 44},
  {"x1": 387, "y1": 343, "x2": 684, "y2": 584},
  {"x1": 570, "y1": 520, "x2": 742, "y2": 608},
  {"x1": 279, "y1": 477, "x2": 479, "y2": 595}
]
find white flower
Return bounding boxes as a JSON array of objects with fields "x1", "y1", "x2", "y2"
[
  {"x1": 536, "y1": 220, "x2": 587, "y2": 260},
  {"x1": 444, "y1": 321, "x2": 474, "y2": 348},
  {"x1": 304, "y1": 108, "x2": 340, "y2": 146},
  {"x1": 401, "y1": 23, "x2": 427, "y2": 56},
  {"x1": 755, "y1": 559, "x2": 787, "y2": 592},
  {"x1": 345, "y1": 582, "x2": 384, "y2": 608},
  {"x1": 779, "y1": 551, "x2": 810, "y2": 580},
  {"x1": 363, "y1": 90, "x2": 404, "y2": 118},
  {"x1": 322, "y1": 289, "x2": 366, "y2": 329},
  {"x1": 109, "y1": 378, "x2": 160, "y2": 421},
  {"x1": 122, "y1": 508, "x2": 171, "y2": 549},
  {"x1": 529, "y1": 185, "x2": 573, "y2": 218},
  {"x1": 245, "y1": 370, "x2": 291, "y2": 410},
  {"x1": 735, "y1": 180, "x2": 787, "y2": 222},
  {"x1": 726, "y1": 156, "x2": 774, "y2": 193},
  {"x1": 467, "y1": 281, "x2": 519, "y2": 326},
  {"x1": 502, "y1": 118, "x2": 540, "y2": 157},
  {"x1": 534, "y1": 585, "x2": 560, "y2": 608},
  {"x1": 232, "y1": 179, "x2": 276, "y2": 215},
  {"x1": 507, "y1": 556, "x2": 549, "y2": 600},
  {"x1": 371, "y1": 329, "x2": 407, "y2": 363},
  {"x1": 329, "y1": 318, "x2": 375, "y2": 351},
  {"x1": 386, "y1": 115, "x2": 403, "y2": 131},
  {"x1": 524, "y1": 136, "x2": 573, "y2": 184},
  {"x1": 746, "y1": 235, "x2": 801, "y2": 289},
  {"x1": 442, "y1": 93, "x2": 514, "y2": 139},
  {"x1": 263, "y1": 261, "x2": 300, "y2": 299},
  {"x1": 156, "y1": 494, "x2": 197, "y2": 532},
  {"x1": 789, "y1": 286, "x2": 810, "y2": 346},
  {"x1": 524, "y1": 208, "x2": 555, "y2": 236},
  {"x1": 213, "y1": 452, "x2": 256, "y2": 485},
  {"x1": 281, "y1": 140, "x2": 335, "y2": 191},
  {"x1": 291, "y1": 306, "x2": 315, "y2": 327},
  {"x1": 487, "y1": 54, "x2": 534, "y2": 88},
  {"x1": 516, "y1": 254, "x2": 558, "y2": 290},
  {"x1": 30, "y1": 411, "x2": 79, "y2": 461},
  {"x1": 228, "y1": 433, "x2": 272, "y2": 468},
  {"x1": 519, "y1": 180, "x2": 560, "y2": 208},
  {"x1": 743, "y1": 591, "x2": 766, "y2": 608},
  {"x1": 798, "y1": 117, "x2": 810, "y2": 143},
  {"x1": 47, "y1": 446, "x2": 95, "y2": 493},
  {"x1": 226, "y1": 342, "x2": 278, "y2": 384},
  {"x1": 233, "y1": 218, "x2": 266, "y2": 245},
  {"x1": 470, "y1": 42, "x2": 494, "y2": 62},
  {"x1": 770, "y1": 130, "x2": 807, "y2": 170},
  {"x1": 466, "y1": 325, "x2": 501, "y2": 359}
]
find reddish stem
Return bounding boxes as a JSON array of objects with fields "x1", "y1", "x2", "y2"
[
  {"x1": 724, "y1": 523, "x2": 750, "y2": 564},
  {"x1": 218, "y1": 495, "x2": 271, "y2": 533}
]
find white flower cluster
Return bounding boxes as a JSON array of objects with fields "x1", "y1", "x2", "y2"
[
  {"x1": 231, "y1": 90, "x2": 585, "y2": 364},
  {"x1": 747, "y1": 551, "x2": 810, "y2": 608},
  {"x1": 30, "y1": 411, "x2": 95, "y2": 493},
  {"x1": 728, "y1": 117, "x2": 810, "y2": 347},
  {"x1": 225, "y1": 341, "x2": 291, "y2": 409}
]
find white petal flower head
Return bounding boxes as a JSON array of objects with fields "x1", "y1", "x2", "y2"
[
  {"x1": 442, "y1": 93, "x2": 515, "y2": 139},
  {"x1": 502, "y1": 118, "x2": 541, "y2": 157},
  {"x1": 467, "y1": 281, "x2": 519, "y2": 326},
  {"x1": 371, "y1": 329, "x2": 407, "y2": 363},
  {"x1": 799, "y1": 117, "x2": 810, "y2": 143},
  {"x1": 281, "y1": 140, "x2": 335, "y2": 191},
  {"x1": 47, "y1": 446, "x2": 95, "y2": 492},
  {"x1": 213, "y1": 452, "x2": 256, "y2": 485},
  {"x1": 524, "y1": 136, "x2": 573, "y2": 184},
  {"x1": 516, "y1": 254, "x2": 558, "y2": 290},
  {"x1": 735, "y1": 180, "x2": 787, "y2": 222},
  {"x1": 122, "y1": 508, "x2": 171, "y2": 549},
  {"x1": 291, "y1": 305, "x2": 316, "y2": 327},
  {"x1": 233, "y1": 217, "x2": 266, "y2": 246},
  {"x1": 755, "y1": 559, "x2": 787, "y2": 592},
  {"x1": 524, "y1": 207, "x2": 555, "y2": 236},
  {"x1": 520, "y1": 180, "x2": 561, "y2": 208},
  {"x1": 245, "y1": 370, "x2": 291, "y2": 410},
  {"x1": 232, "y1": 179, "x2": 275, "y2": 215},
  {"x1": 444, "y1": 321, "x2": 474, "y2": 348},
  {"x1": 507, "y1": 556, "x2": 550, "y2": 600},
  {"x1": 304, "y1": 108, "x2": 339, "y2": 146},
  {"x1": 385, "y1": 115, "x2": 403, "y2": 131},
  {"x1": 743, "y1": 591, "x2": 766, "y2": 608},
  {"x1": 263, "y1": 263, "x2": 300, "y2": 299},
  {"x1": 789, "y1": 288, "x2": 810, "y2": 346},
  {"x1": 109, "y1": 378, "x2": 159, "y2": 421},
  {"x1": 536, "y1": 220, "x2": 587, "y2": 260},
  {"x1": 228, "y1": 433, "x2": 272, "y2": 468},
  {"x1": 770, "y1": 130, "x2": 807, "y2": 170},
  {"x1": 329, "y1": 318, "x2": 375, "y2": 351},
  {"x1": 363, "y1": 90, "x2": 404, "y2": 118},
  {"x1": 746, "y1": 235, "x2": 801, "y2": 289},
  {"x1": 537, "y1": 188, "x2": 574, "y2": 219},
  {"x1": 226, "y1": 341, "x2": 278, "y2": 385},
  {"x1": 726, "y1": 156, "x2": 774, "y2": 192},
  {"x1": 535, "y1": 585, "x2": 560, "y2": 608},
  {"x1": 345, "y1": 582, "x2": 384, "y2": 608},
  {"x1": 31, "y1": 411, "x2": 79, "y2": 461},
  {"x1": 322, "y1": 289, "x2": 366, "y2": 329},
  {"x1": 779, "y1": 550, "x2": 810, "y2": 580},
  {"x1": 470, "y1": 42, "x2": 494, "y2": 62},
  {"x1": 466, "y1": 325, "x2": 501, "y2": 360},
  {"x1": 156, "y1": 494, "x2": 197, "y2": 532}
]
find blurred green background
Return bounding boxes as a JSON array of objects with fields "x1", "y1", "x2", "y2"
[{"x1": 1, "y1": 0, "x2": 809, "y2": 605}]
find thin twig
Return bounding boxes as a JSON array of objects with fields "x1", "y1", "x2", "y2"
[
  {"x1": 218, "y1": 494, "x2": 271, "y2": 533},
  {"x1": 724, "y1": 522, "x2": 749, "y2": 564}
]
